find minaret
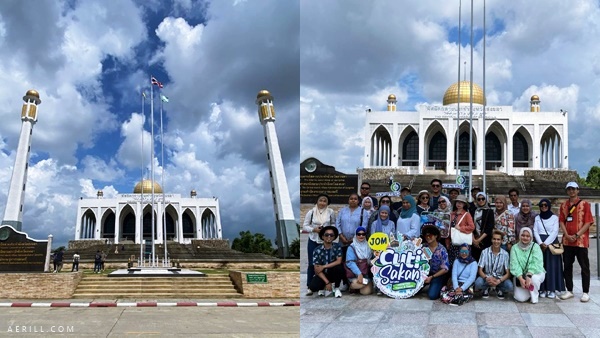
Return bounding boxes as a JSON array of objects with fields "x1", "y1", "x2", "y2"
[
  {"x1": 256, "y1": 89, "x2": 298, "y2": 258},
  {"x1": 387, "y1": 94, "x2": 397, "y2": 111},
  {"x1": 530, "y1": 95, "x2": 540, "y2": 112},
  {"x1": 2, "y1": 90, "x2": 41, "y2": 231}
]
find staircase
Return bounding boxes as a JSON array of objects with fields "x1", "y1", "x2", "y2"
[{"x1": 72, "y1": 274, "x2": 242, "y2": 299}]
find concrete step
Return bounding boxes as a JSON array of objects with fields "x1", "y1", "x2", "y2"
[{"x1": 71, "y1": 293, "x2": 243, "y2": 299}]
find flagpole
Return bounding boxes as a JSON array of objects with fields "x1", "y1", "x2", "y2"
[
  {"x1": 160, "y1": 94, "x2": 167, "y2": 265},
  {"x1": 468, "y1": 0, "x2": 474, "y2": 202},
  {"x1": 150, "y1": 76, "x2": 156, "y2": 267},
  {"x1": 482, "y1": 0, "x2": 487, "y2": 194},
  {"x1": 140, "y1": 91, "x2": 145, "y2": 266},
  {"x1": 456, "y1": 0, "x2": 462, "y2": 180}
]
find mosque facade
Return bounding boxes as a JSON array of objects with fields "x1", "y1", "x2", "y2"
[
  {"x1": 364, "y1": 81, "x2": 569, "y2": 175},
  {"x1": 74, "y1": 180, "x2": 222, "y2": 244}
]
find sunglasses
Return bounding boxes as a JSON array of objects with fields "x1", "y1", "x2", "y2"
[
  {"x1": 540, "y1": 204, "x2": 548, "y2": 207},
  {"x1": 459, "y1": 250, "x2": 469, "y2": 254},
  {"x1": 421, "y1": 196, "x2": 430, "y2": 200},
  {"x1": 431, "y1": 184, "x2": 440, "y2": 188},
  {"x1": 439, "y1": 200, "x2": 447, "y2": 203},
  {"x1": 509, "y1": 194, "x2": 518, "y2": 197},
  {"x1": 380, "y1": 200, "x2": 391, "y2": 204},
  {"x1": 323, "y1": 233, "x2": 335, "y2": 237},
  {"x1": 356, "y1": 233, "x2": 366, "y2": 237},
  {"x1": 477, "y1": 198, "x2": 486, "y2": 201},
  {"x1": 360, "y1": 187, "x2": 370, "y2": 190}
]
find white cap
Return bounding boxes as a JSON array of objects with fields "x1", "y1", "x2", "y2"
[{"x1": 566, "y1": 182, "x2": 579, "y2": 189}]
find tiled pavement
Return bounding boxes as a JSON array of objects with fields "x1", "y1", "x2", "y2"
[{"x1": 300, "y1": 233, "x2": 600, "y2": 338}]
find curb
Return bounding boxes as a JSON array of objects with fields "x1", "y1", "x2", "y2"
[{"x1": 0, "y1": 301, "x2": 300, "y2": 308}]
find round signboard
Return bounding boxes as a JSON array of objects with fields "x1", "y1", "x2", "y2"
[
  {"x1": 371, "y1": 238, "x2": 431, "y2": 299},
  {"x1": 390, "y1": 181, "x2": 401, "y2": 192}
]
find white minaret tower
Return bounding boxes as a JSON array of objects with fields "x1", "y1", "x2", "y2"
[
  {"x1": 256, "y1": 89, "x2": 298, "y2": 258},
  {"x1": 2, "y1": 90, "x2": 41, "y2": 231}
]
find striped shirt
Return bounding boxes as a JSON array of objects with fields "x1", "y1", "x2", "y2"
[{"x1": 478, "y1": 247, "x2": 510, "y2": 278}]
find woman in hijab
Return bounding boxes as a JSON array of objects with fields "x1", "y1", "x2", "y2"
[
  {"x1": 303, "y1": 194, "x2": 336, "y2": 296},
  {"x1": 515, "y1": 199, "x2": 537, "y2": 236},
  {"x1": 533, "y1": 199, "x2": 565, "y2": 299},
  {"x1": 435, "y1": 196, "x2": 452, "y2": 213},
  {"x1": 345, "y1": 227, "x2": 373, "y2": 295},
  {"x1": 369, "y1": 205, "x2": 396, "y2": 237},
  {"x1": 494, "y1": 195, "x2": 516, "y2": 252},
  {"x1": 396, "y1": 195, "x2": 420, "y2": 239},
  {"x1": 361, "y1": 196, "x2": 375, "y2": 220},
  {"x1": 511, "y1": 227, "x2": 545, "y2": 304},
  {"x1": 471, "y1": 192, "x2": 495, "y2": 261},
  {"x1": 440, "y1": 243, "x2": 477, "y2": 306}
]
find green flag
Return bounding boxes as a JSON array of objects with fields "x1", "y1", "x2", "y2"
[{"x1": 160, "y1": 94, "x2": 169, "y2": 103}]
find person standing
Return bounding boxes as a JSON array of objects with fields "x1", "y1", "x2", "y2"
[
  {"x1": 507, "y1": 188, "x2": 521, "y2": 216},
  {"x1": 471, "y1": 192, "x2": 495, "y2": 261},
  {"x1": 416, "y1": 190, "x2": 432, "y2": 216},
  {"x1": 71, "y1": 252, "x2": 80, "y2": 272},
  {"x1": 303, "y1": 194, "x2": 336, "y2": 296},
  {"x1": 514, "y1": 199, "x2": 537, "y2": 237},
  {"x1": 559, "y1": 182, "x2": 593, "y2": 302},
  {"x1": 359, "y1": 182, "x2": 378, "y2": 209},
  {"x1": 94, "y1": 250, "x2": 102, "y2": 273},
  {"x1": 533, "y1": 198, "x2": 565, "y2": 299},
  {"x1": 53, "y1": 248, "x2": 64, "y2": 273},
  {"x1": 429, "y1": 179, "x2": 448, "y2": 211}
]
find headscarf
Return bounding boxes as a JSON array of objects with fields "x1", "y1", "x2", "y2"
[
  {"x1": 311, "y1": 194, "x2": 330, "y2": 225},
  {"x1": 351, "y1": 226, "x2": 372, "y2": 259},
  {"x1": 361, "y1": 196, "x2": 375, "y2": 217},
  {"x1": 373, "y1": 205, "x2": 391, "y2": 233},
  {"x1": 517, "y1": 227, "x2": 534, "y2": 250},
  {"x1": 436, "y1": 196, "x2": 452, "y2": 213},
  {"x1": 475, "y1": 192, "x2": 489, "y2": 210},
  {"x1": 457, "y1": 244, "x2": 475, "y2": 264},
  {"x1": 473, "y1": 192, "x2": 488, "y2": 234},
  {"x1": 400, "y1": 195, "x2": 417, "y2": 219},
  {"x1": 495, "y1": 195, "x2": 508, "y2": 214},
  {"x1": 538, "y1": 198, "x2": 553, "y2": 220},
  {"x1": 515, "y1": 199, "x2": 537, "y2": 234}
]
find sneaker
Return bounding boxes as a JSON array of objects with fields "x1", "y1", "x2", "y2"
[
  {"x1": 539, "y1": 291, "x2": 547, "y2": 298},
  {"x1": 581, "y1": 293, "x2": 590, "y2": 302},
  {"x1": 559, "y1": 291, "x2": 574, "y2": 300},
  {"x1": 317, "y1": 290, "x2": 325, "y2": 297},
  {"x1": 497, "y1": 290, "x2": 505, "y2": 299},
  {"x1": 338, "y1": 283, "x2": 348, "y2": 292},
  {"x1": 547, "y1": 292, "x2": 556, "y2": 299},
  {"x1": 334, "y1": 288, "x2": 342, "y2": 298},
  {"x1": 305, "y1": 290, "x2": 313, "y2": 296},
  {"x1": 482, "y1": 288, "x2": 489, "y2": 299},
  {"x1": 324, "y1": 290, "x2": 332, "y2": 297}
]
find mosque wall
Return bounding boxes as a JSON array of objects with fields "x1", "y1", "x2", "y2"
[{"x1": 0, "y1": 272, "x2": 82, "y2": 299}]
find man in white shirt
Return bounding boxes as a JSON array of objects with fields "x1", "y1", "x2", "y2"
[{"x1": 508, "y1": 188, "x2": 521, "y2": 215}]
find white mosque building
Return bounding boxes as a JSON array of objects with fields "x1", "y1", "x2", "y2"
[
  {"x1": 364, "y1": 81, "x2": 569, "y2": 175},
  {"x1": 74, "y1": 180, "x2": 222, "y2": 244}
]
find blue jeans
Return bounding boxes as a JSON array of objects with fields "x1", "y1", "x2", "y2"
[
  {"x1": 474, "y1": 276, "x2": 513, "y2": 293},
  {"x1": 306, "y1": 239, "x2": 319, "y2": 287},
  {"x1": 428, "y1": 275, "x2": 446, "y2": 300}
]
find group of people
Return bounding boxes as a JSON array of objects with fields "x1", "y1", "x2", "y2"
[{"x1": 304, "y1": 179, "x2": 593, "y2": 305}]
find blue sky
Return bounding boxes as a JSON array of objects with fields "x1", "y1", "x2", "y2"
[
  {"x1": 301, "y1": 0, "x2": 600, "y2": 179},
  {"x1": 0, "y1": 0, "x2": 299, "y2": 248}
]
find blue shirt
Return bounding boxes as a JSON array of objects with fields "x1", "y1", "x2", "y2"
[
  {"x1": 452, "y1": 260, "x2": 478, "y2": 290},
  {"x1": 312, "y1": 243, "x2": 343, "y2": 266},
  {"x1": 336, "y1": 207, "x2": 368, "y2": 245}
]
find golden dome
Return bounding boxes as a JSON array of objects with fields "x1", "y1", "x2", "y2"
[
  {"x1": 25, "y1": 89, "x2": 40, "y2": 98},
  {"x1": 530, "y1": 95, "x2": 540, "y2": 101},
  {"x1": 133, "y1": 180, "x2": 163, "y2": 194},
  {"x1": 388, "y1": 94, "x2": 396, "y2": 101},
  {"x1": 442, "y1": 81, "x2": 486, "y2": 105},
  {"x1": 256, "y1": 89, "x2": 271, "y2": 99}
]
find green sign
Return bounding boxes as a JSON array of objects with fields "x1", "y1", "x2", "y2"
[{"x1": 246, "y1": 273, "x2": 268, "y2": 284}]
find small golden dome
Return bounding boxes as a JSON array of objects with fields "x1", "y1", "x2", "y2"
[
  {"x1": 530, "y1": 95, "x2": 540, "y2": 101},
  {"x1": 26, "y1": 89, "x2": 40, "y2": 98},
  {"x1": 256, "y1": 89, "x2": 271, "y2": 99},
  {"x1": 133, "y1": 180, "x2": 163, "y2": 194},
  {"x1": 442, "y1": 81, "x2": 486, "y2": 105},
  {"x1": 388, "y1": 94, "x2": 396, "y2": 101}
]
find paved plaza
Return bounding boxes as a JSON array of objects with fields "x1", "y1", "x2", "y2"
[{"x1": 300, "y1": 233, "x2": 600, "y2": 338}]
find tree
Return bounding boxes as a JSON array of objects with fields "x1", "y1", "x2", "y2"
[
  {"x1": 289, "y1": 238, "x2": 300, "y2": 258},
  {"x1": 585, "y1": 159, "x2": 600, "y2": 189},
  {"x1": 231, "y1": 231, "x2": 274, "y2": 256}
]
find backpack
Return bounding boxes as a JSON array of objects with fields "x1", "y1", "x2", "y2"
[
  {"x1": 74, "y1": 255, "x2": 79, "y2": 263},
  {"x1": 95, "y1": 253, "x2": 101, "y2": 260}
]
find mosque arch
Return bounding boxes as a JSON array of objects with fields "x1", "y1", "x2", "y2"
[
  {"x1": 120, "y1": 205, "x2": 136, "y2": 242},
  {"x1": 399, "y1": 128, "x2": 419, "y2": 167},
  {"x1": 80, "y1": 209, "x2": 96, "y2": 239},
  {"x1": 163, "y1": 204, "x2": 177, "y2": 241},
  {"x1": 425, "y1": 121, "x2": 447, "y2": 170},
  {"x1": 454, "y1": 122, "x2": 477, "y2": 169},
  {"x1": 370, "y1": 125, "x2": 392, "y2": 167},
  {"x1": 182, "y1": 209, "x2": 196, "y2": 239},
  {"x1": 142, "y1": 205, "x2": 158, "y2": 240},
  {"x1": 201, "y1": 208, "x2": 217, "y2": 239},
  {"x1": 513, "y1": 127, "x2": 533, "y2": 168},
  {"x1": 540, "y1": 126, "x2": 562, "y2": 168},
  {"x1": 485, "y1": 121, "x2": 507, "y2": 170},
  {"x1": 101, "y1": 210, "x2": 116, "y2": 239}
]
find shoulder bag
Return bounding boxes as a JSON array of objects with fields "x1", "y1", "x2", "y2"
[
  {"x1": 539, "y1": 218, "x2": 564, "y2": 255},
  {"x1": 344, "y1": 246, "x2": 370, "y2": 279},
  {"x1": 450, "y1": 213, "x2": 472, "y2": 245}
]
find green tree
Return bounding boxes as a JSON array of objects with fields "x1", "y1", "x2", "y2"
[
  {"x1": 289, "y1": 238, "x2": 300, "y2": 258},
  {"x1": 585, "y1": 159, "x2": 600, "y2": 189},
  {"x1": 231, "y1": 231, "x2": 274, "y2": 256}
]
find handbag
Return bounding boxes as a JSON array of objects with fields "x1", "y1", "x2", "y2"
[
  {"x1": 344, "y1": 246, "x2": 370, "y2": 279},
  {"x1": 539, "y1": 218, "x2": 564, "y2": 256},
  {"x1": 450, "y1": 212, "x2": 472, "y2": 245}
]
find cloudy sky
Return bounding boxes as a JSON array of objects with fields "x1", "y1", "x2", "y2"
[
  {"x1": 301, "y1": 0, "x2": 600, "y2": 178},
  {"x1": 0, "y1": 0, "x2": 299, "y2": 248}
]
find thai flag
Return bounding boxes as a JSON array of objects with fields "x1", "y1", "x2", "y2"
[{"x1": 151, "y1": 76, "x2": 163, "y2": 88}]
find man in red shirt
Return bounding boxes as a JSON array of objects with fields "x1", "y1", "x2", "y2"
[{"x1": 558, "y1": 182, "x2": 593, "y2": 302}]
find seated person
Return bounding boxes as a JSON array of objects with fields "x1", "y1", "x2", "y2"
[
  {"x1": 441, "y1": 244, "x2": 477, "y2": 306},
  {"x1": 345, "y1": 227, "x2": 373, "y2": 295},
  {"x1": 474, "y1": 230, "x2": 513, "y2": 299},
  {"x1": 309, "y1": 226, "x2": 345, "y2": 298},
  {"x1": 422, "y1": 224, "x2": 449, "y2": 300}
]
